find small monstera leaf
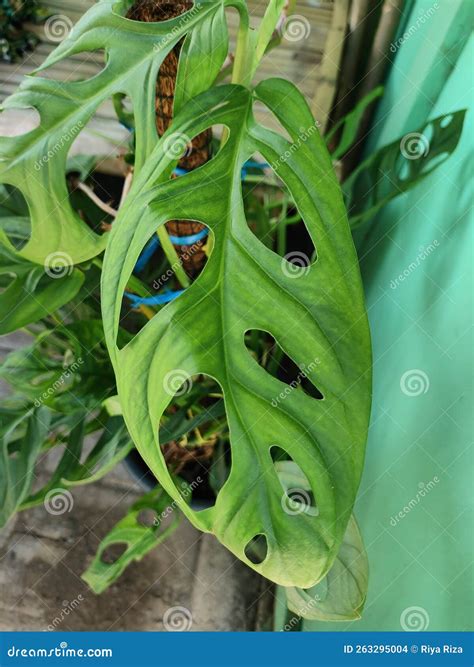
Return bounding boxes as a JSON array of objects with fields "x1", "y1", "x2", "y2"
[
  {"x1": 0, "y1": 0, "x2": 233, "y2": 264},
  {"x1": 344, "y1": 109, "x2": 467, "y2": 229},
  {"x1": 82, "y1": 486, "x2": 181, "y2": 594},
  {"x1": 101, "y1": 80, "x2": 371, "y2": 587}
]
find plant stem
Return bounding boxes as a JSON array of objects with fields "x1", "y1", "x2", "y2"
[
  {"x1": 156, "y1": 226, "x2": 190, "y2": 288},
  {"x1": 77, "y1": 182, "x2": 117, "y2": 218},
  {"x1": 139, "y1": 305, "x2": 157, "y2": 320},
  {"x1": 231, "y1": 7, "x2": 251, "y2": 87}
]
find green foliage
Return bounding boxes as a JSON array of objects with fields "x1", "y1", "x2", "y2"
[
  {"x1": 82, "y1": 486, "x2": 181, "y2": 594},
  {"x1": 0, "y1": 320, "x2": 116, "y2": 410},
  {"x1": 285, "y1": 514, "x2": 368, "y2": 621},
  {"x1": 0, "y1": 0, "x2": 467, "y2": 610},
  {"x1": 16, "y1": 0, "x2": 474, "y2": 615},
  {"x1": 0, "y1": 0, "x2": 235, "y2": 264},
  {"x1": 0, "y1": 401, "x2": 132, "y2": 527},
  {"x1": 101, "y1": 79, "x2": 372, "y2": 588},
  {"x1": 0, "y1": 0, "x2": 46, "y2": 62},
  {"x1": 20, "y1": 414, "x2": 133, "y2": 509},
  {"x1": 344, "y1": 110, "x2": 467, "y2": 229},
  {"x1": 0, "y1": 245, "x2": 84, "y2": 335},
  {"x1": 0, "y1": 407, "x2": 50, "y2": 526},
  {"x1": 326, "y1": 87, "x2": 384, "y2": 161},
  {"x1": 0, "y1": 0, "x2": 375, "y2": 601}
]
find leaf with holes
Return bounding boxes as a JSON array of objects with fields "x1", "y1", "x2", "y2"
[
  {"x1": 101, "y1": 80, "x2": 372, "y2": 588},
  {"x1": 344, "y1": 110, "x2": 467, "y2": 229},
  {"x1": 82, "y1": 486, "x2": 181, "y2": 594},
  {"x1": 0, "y1": 0, "x2": 233, "y2": 264}
]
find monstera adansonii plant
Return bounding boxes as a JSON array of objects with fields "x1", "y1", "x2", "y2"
[{"x1": 0, "y1": 0, "x2": 371, "y2": 592}]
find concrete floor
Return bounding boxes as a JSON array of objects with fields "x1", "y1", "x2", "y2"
[{"x1": 0, "y1": 335, "x2": 274, "y2": 632}]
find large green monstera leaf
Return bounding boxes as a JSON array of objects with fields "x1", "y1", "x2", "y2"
[
  {"x1": 101, "y1": 80, "x2": 372, "y2": 587},
  {"x1": 0, "y1": 0, "x2": 232, "y2": 264}
]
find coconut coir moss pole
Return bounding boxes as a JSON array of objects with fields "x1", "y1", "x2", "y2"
[{"x1": 127, "y1": 0, "x2": 210, "y2": 276}]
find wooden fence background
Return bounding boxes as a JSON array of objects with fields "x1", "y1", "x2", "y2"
[{"x1": 0, "y1": 1, "x2": 343, "y2": 168}]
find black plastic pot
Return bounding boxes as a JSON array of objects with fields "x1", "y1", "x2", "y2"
[{"x1": 123, "y1": 448, "x2": 216, "y2": 511}]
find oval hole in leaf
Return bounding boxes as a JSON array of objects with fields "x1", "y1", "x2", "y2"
[
  {"x1": 119, "y1": 219, "x2": 212, "y2": 347},
  {"x1": 137, "y1": 508, "x2": 157, "y2": 527},
  {"x1": 440, "y1": 114, "x2": 453, "y2": 129},
  {"x1": 270, "y1": 445, "x2": 319, "y2": 517},
  {"x1": 244, "y1": 330, "x2": 323, "y2": 400},
  {"x1": 156, "y1": 508, "x2": 177, "y2": 532},
  {"x1": 166, "y1": 124, "x2": 229, "y2": 177},
  {"x1": 244, "y1": 534, "x2": 268, "y2": 565},
  {"x1": 159, "y1": 374, "x2": 229, "y2": 511},
  {"x1": 65, "y1": 98, "x2": 132, "y2": 235},
  {"x1": 242, "y1": 159, "x2": 316, "y2": 267},
  {"x1": 421, "y1": 152, "x2": 450, "y2": 174},
  {"x1": 67, "y1": 96, "x2": 131, "y2": 168},
  {"x1": 0, "y1": 107, "x2": 41, "y2": 138},
  {"x1": 100, "y1": 542, "x2": 128, "y2": 564}
]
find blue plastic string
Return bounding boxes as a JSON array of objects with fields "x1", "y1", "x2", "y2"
[
  {"x1": 134, "y1": 236, "x2": 160, "y2": 273},
  {"x1": 169, "y1": 227, "x2": 209, "y2": 246},
  {"x1": 125, "y1": 290, "x2": 185, "y2": 307},
  {"x1": 173, "y1": 166, "x2": 189, "y2": 176},
  {"x1": 240, "y1": 160, "x2": 270, "y2": 181}
]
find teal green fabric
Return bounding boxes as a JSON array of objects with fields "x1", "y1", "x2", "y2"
[{"x1": 276, "y1": 0, "x2": 473, "y2": 632}]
